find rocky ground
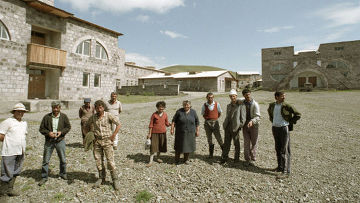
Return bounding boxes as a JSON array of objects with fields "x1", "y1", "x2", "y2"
[{"x1": 0, "y1": 90, "x2": 359, "y2": 202}]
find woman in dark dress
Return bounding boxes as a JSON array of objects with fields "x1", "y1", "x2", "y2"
[{"x1": 170, "y1": 100, "x2": 200, "y2": 164}]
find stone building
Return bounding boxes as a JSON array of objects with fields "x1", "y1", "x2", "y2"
[
  {"x1": 118, "y1": 62, "x2": 165, "y2": 89},
  {"x1": 262, "y1": 40, "x2": 360, "y2": 90},
  {"x1": 139, "y1": 71, "x2": 237, "y2": 92},
  {"x1": 236, "y1": 71, "x2": 261, "y2": 88},
  {"x1": 0, "y1": 0, "x2": 125, "y2": 101}
]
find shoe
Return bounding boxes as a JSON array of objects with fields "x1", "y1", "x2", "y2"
[
  {"x1": 60, "y1": 174, "x2": 68, "y2": 180},
  {"x1": 156, "y1": 159, "x2": 163, "y2": 163},
  {"x1": 276, "y1": 172, "x2": 290, "y2": 180},
  {"x1": 38, "y1": 179, "x2": 48, "y2": 186},
  {"x1": 184, "y1": 160, "x2": 190, "y2": 165},
  {"x1": 113, "y1": 146, "x2": 118, "y2": 150},
  {"x1": 233, "y1": 159, "x2": 240, "y2": 163},
  {"x1": 146, "y1": 163, "x2": 152, "y2": 167},
  {"x1": 220, "y1": 159, "x2": 227, "y2": 164}
]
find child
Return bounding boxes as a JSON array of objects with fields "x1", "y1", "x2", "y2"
[{"x1": 147, "y1": 101, "x2": 170, "y2": 167}]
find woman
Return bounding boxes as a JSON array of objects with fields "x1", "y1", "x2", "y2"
[
  {"x1": 147, "y1": 101, "x2": 170, "y2": 167},
  {"x1": 171, "y1": 100, "x2": 200, "y2": 164}
]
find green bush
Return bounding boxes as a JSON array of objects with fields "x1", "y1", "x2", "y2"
[
  {"x1": 135, "y1": 190, "x2": 154, "y2": 202},
  {"x1": 142, "y1": 91, "x2": 155, "y2": 96}
]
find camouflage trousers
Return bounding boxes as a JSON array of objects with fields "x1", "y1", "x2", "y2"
[{"x1": 93, "y1": 138, "x2": 116, "y2": 172}]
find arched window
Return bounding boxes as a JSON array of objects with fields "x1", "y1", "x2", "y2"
[
  {"x1": 95, "y1": 42, "x2": 108, "y2": 59},
  {"x1": 0, "y1": 21, "x2": 10, "y2": 40},
  {"x1": 76, "y1": 40, "x2": 90, "y2": 56}
]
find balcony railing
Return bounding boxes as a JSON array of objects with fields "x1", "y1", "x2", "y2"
[{"x1": 27, "y1": 43, "x2": 66, "y2": 67}]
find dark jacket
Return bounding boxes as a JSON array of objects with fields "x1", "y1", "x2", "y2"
[
  {"x1": 39, "y1": 113, "x2": 71, "y2": 142},
  {"x1": 223, "y1": 102, "x2": 246, "y2": 132},
  {"x1": 267, "y1": 102, "x2": 301, "y2": 131}
]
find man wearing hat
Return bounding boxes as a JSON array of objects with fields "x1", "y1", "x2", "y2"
[
  {"x1": 38, "y1": 101, "x2": 71, "y2": 186},
  {"x1": 221, "y1": 89, "x2": 246, "y2": 164},
  {"x1": 79, "y1": 98, "x2": 94, "y2": 145},
  {"x1": 0, "y1": 103, "x2": 28, "y2": 196}
]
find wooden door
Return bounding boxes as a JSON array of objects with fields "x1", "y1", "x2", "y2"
[
  {"x1": 309, "y1": 76, "x2": 317, "y2": 87},
  {"x1": 298, "y1": 77, "x2": 306, "y2": 87},
  {"x1": 31, "y1": 31, "x2": 45, "y2": 45},
  {"x1": 28, "y1": 69, "x2": 45, "y2": 99}
]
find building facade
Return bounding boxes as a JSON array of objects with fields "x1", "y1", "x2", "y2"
[
  {"x1": 0, "y1": 0, "x2": 125, "y2": 101},
  {"x1": 236, "y1": 71, "x2": 261, "y2": 88},
  {"x1": 262, "y1": 40, "x2": 360, "y2": 90},
  {"x1": 139, "y1": 71, "x2": 237, "y2": 92}
]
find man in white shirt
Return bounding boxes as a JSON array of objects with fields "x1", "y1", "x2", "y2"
[
  {"x1": 106, "y1": 92, "x2": 122, "y2": 150},
  {"x1": 0, "y1": 103, "x2": 28, "y2": 197}
]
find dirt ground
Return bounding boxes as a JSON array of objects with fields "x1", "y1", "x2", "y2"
[{"x1": 1, "y1": 90, "x2": 359, "y2": 202}]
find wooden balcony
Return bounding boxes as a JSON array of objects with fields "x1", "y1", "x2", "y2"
[{"x1": 27, "y1": 43, "x2": 66, "y2": 68}]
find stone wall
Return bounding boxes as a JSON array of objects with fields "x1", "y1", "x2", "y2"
[
  {"x1": 117, "y1": 84, "x2": 179, "y2": 96},
  {"x1": 262, "y1": 41, "x2": 360, "y2": 90},
  {"x1": 122, "y1": 63, "x2": 163, "y2": 87}
]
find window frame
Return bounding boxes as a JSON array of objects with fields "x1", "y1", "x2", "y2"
[
  {"x1": 0, "y1": 21, "x2": 10, "y2": 40},
  {"x1": 82, "y1": 72, "x2": 90, "y2": 87},
  {"x1": 94, "y1": 73, "x2": 101, "y2": 87},
  {"x1": 95, "y1": 42, "x2": 108, "y2": 60},
  {"x1": 76, "y1": 40, "x2": 91, "y2": 56}
]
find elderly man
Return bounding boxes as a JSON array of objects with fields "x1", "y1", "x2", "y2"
[
  {"x1": 0, "y1": 103, "x2": 28, "y2": 196},
  {"x1": 106, "y1": 92, "x2": 122, "y2": 150},
  {"x1": 268, "y1": 91, "x2": 301, "y2": 177},
  {"x1": 201, "y1": 92, "x2": 224, "y2": 158},
  {"x1": 86, "y1": 100, "x2": 121, "y2": 190},
  {"x1": 221, "y1": 89, "x2": 246, "y2": 164},
  {"x1": 38, "y1": 101, "x2": 71, "y2": 186},
  {"x1": 79, "y1": 98, "x2": 94, "y2": 144}
]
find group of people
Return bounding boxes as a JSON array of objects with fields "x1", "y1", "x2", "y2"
[
  {"x1": 146, "y1": 89, "x2": 301, "y2": 179},
  {"x1": 0, "y1": 89, "x2": 300, "y2": 197}
]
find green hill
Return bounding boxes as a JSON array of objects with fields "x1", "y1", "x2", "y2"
[{"x1": 161, "y1": 65, "x2": 225, "y2": 73}]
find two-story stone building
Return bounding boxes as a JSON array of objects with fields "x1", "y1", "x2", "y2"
[
  {"x1": 262, "y1": 40, "x2": 360, "y2": 90},
  {"x1": 0, "y1": 0, "x2": 125, "y2": 102}
]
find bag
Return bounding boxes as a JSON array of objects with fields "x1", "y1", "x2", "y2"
[{"x1": 144, "y1": 138, "x2": 151, "y2": 150}]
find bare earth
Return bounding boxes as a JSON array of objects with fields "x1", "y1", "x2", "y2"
[{"x1": 1, "y1": 90, "x2": 359, "y2": 202}]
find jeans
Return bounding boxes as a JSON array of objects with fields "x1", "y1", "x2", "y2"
[
  {"x1": 272, "y1": 126, "x2": 291, "y2": 173},
  {"x1": 41, "y1": 139, "x2": 66, "y2": 179}
]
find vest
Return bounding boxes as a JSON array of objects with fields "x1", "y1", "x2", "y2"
[{"x1": 204, "y1": 102, "x2": 219, "y2": 120}]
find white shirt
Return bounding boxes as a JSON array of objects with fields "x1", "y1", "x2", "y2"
[
  {"x1": 107, "y1": 100, "x2": 122, "y2": 116},
  {"x1": 201, "y1": 101, "x2": 222, "y2": 115},
  {"x1": 272, "y1": 103, "x2": 289, "y2": 127},
  {"x1": 0, "y1": 117, "x2": 27, "y2": 156}
]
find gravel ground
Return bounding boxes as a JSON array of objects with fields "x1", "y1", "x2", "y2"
[{"x1": 0, "y1": 90, "x2": 359, "y2": 202}]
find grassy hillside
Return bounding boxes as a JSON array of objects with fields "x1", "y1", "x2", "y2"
[{"x1": 161, "y1": 65, "x2": 225, "y2": 73}]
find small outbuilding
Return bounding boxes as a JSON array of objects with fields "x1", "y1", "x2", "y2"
[{"x1": 139, "y1": 71, "x2": 237, "y2": 92}]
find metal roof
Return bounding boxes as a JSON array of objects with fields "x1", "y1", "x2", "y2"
[{"x1": 139, "y1": 71, "x2": 233, "y2": 79}]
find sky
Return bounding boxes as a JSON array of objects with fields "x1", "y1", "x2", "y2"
[{"x1": 55, "y1": 0, "x2": 360, "y2": 73}]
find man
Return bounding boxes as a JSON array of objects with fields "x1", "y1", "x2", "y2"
[
  {"x1": 106, "y1": 92, "x2": 122, "y2": 150},
  {"x1": 201, "y1": 92, "x2": 224, "y2": 158},
  {"x1": 241, "y1": 89, "x2": 261, "y2": 166},
  {"x1": 0, "y1": 103, "x2": 28, "y2": 196},
  {"x1": 86, "y1": 100, "x2": 121, "y2": 191},
  {"x1": 267, "y1": 91, "x2": 301, "y2": 177},
  {"x1": 221, "y1": 89, "x2": 246, "y2": 164},
  {"x1": 38, "y1": 101, "x2": 71, "y2": 186},
  {"x1": 79, "y1": 98, "x2": 94, "y2": 145}
]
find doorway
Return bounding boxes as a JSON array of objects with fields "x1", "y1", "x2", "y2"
[{"x1": 28, "y1": 69, "x2": 45, "y2": 99}]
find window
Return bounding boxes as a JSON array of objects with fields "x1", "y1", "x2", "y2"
[
  {"x1": 271, "y1": 64, "x2": 284, "y2": 71},
  {"x1": 76, "y1": 40, "x2": 90, "y2": 56},
  {"x1": 95, "y1": 42, "x2": 108, "y2": 59},
  {"x1": 317, "y1": 60, "x2": 321, "y2": 66},
  {"x1": 94, "y1": 74, "x2": 101, "y2": 87},
  {"x1": 334, "y1": 47, "x2": 344, "y2": 51},
  {"x1": 326, "y1": 60, "x2": 349, "y2": 77},
  {"x1": 274, "y1": 51, "x2": 281, "y2": 55},
  {"x1": 82, "y1": 73, "x2": 90, "y2": 87},
  {"x1": 0, "y1": 21, "x2": 10, "y2": 40},
  {"x1": 293, "y1": 61, "x2": 298, "y2": 68}
]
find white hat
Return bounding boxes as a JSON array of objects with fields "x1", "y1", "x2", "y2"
[
  {"x1": 10, "y1": 103, "x2": 28, "y2": 113},
  {"x1": 229, "y1": 89, "x2": 237, "y2": 96}
]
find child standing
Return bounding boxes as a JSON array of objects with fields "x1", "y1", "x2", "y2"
[{"x1": 147, "y1": 101, "x2": 170, "y2": 167}]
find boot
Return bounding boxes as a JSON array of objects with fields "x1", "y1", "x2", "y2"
[
  {"x1": 208, "y1": 144, "x2": 215, "y2": 158},
  {"x1": 111, "y1": 171, "x2": 119, "y2": 191},
  {"x1": 175, "y1": 152, "x2": 180, "y2": 165},
  {"x1": 7, "y1": 177, "x2": 20, "y2": 196},
  {"x1": 94, "y1": 170, "x2": 105, "y2": 188}
]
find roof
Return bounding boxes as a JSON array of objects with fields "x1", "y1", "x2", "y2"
[
  {"x1": 237, "y1": 71, "x2": 260, "y2": 75},
  {"x1": 23, "y1": 0, "x2": 123, "y2": 36},
  {"x1": 139, "y1": 71, "x2": 235, "y2": 79},
  {"x1": 125, "y1": 62, "x2": 164, "y2": 73}
]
